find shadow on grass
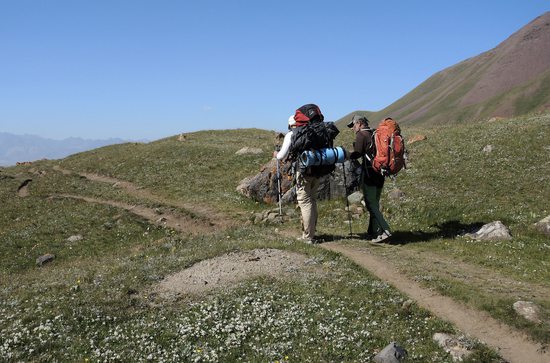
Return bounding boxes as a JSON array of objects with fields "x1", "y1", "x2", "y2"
[
  {"x1": 314, "y1": 220, "x2": 486, "y2": 245},
  {"x1": 389, "y1": 220, "x2": 486, "y2": 245},
  {"x1": 315, "y1": 233, "x2": 354, "y2": 243}
]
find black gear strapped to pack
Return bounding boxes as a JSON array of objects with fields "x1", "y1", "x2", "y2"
[{"x1": 288, "y1": 120, "x2": 340, "y2": 177}]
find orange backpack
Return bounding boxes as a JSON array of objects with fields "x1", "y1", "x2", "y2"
[{"x1": 371, "y1": 118, "x2": 406, "y2": 176}]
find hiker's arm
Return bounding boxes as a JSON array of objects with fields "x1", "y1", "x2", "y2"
[
  {"x1": 348, "y1": 133, "x2": 366, "y2": 160},
  {"x1": 275, "y1": 132, "x2": 293, "y2": 160}
]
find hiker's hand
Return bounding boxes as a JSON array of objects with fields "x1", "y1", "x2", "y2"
[{"x1": 272, "y1": 151, "x2": 278, "y2": 158}]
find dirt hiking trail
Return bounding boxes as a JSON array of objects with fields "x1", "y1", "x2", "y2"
[
  {"x1": 322, "y1": 242, "x2": 550, "y2": 363},
  {"x1": 53, "y1": 194, "x2": 216, "y2": 235},
  {"x1": 53, "y1": 166, "x2": 233, "y2": 230}
]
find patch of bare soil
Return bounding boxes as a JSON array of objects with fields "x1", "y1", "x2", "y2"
[
  {"x1": 53, "y1": 194, "x2": 215, "y2": 235},
  {"x1": 321, "y1": 242, "x2": 550, "y2": 363},
  {"x1": 52, "y1": 166, "x2": 233, "y2": 230},
  {"x1": 154, "y1": 248, "x2": 315, "y2": 299}
]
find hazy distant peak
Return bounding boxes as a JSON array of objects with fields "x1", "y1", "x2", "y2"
[{"x1": 0, "y1": 132, "x2": 128, "y2": 166}]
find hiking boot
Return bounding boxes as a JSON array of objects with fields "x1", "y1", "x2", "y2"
[
  {"x1": 369, "y1": 231, "x2": 392, "y2": 243},
  {"x1": 297, "y1": 236, "x2": 315, "y2": 244}
]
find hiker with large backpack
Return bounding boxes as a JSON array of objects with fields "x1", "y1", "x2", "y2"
[
  {"x1": 347, "y1": 115, "x2": 396, "y2": 243},
  {"x1": 273, "y1": 104, "x2": 339, "y2": 243}
]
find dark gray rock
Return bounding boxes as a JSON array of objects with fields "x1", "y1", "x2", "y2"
[
  {"x1": 236, "y1": 159, "x2": 293, "y2": 204},
  {"x1": 36, "y1": 254, "x2": 55, "y2": 267},
  {"x1": 374, "y1": 342, "x2": 408, "y2": 363},
  {"x1": 237, "y1": 158, "x2": 357, "y2": 205}
]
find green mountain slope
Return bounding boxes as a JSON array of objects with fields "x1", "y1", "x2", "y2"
[{"x1": 336, "y1": 12, "x2": 550, "y2": 128}]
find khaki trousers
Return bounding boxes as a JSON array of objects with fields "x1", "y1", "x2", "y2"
[{"x1": 296, "y1": 172, "x2": 320, "y2": 240}]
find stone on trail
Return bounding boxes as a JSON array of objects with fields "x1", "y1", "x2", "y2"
[
  {"x1": 464, "y1": 221, "x2": 512, "y2": 241},
  {"x1": 433, "y1": 333, "x2": 473, "y2": 361},
  {"x1": 373, "y1": 342, "x2": 408, "y2": 363},
  {"x1": 36, "y1": 254, "x2": 55, "y2": 267},
  {"x1": 534, "y1": 215, "x2": 550, "y2": 236},
  {"x1": 513, "y1": 301, "x2": 542, "y2": 323},
  {"x1": 235, "y1": 147, "x2": 263, "y2": 155}
]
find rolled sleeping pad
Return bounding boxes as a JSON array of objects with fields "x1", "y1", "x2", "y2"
[{"x1": 300, "y1": 146, "x2": 346, "y2": 167}]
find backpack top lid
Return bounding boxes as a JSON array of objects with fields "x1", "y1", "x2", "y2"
[{"x1": 294, "y1": 104, "x2": 324, "y2": 126}]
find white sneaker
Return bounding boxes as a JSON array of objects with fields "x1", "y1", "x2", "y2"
[{"x1": 369, "y1": 231, "x2": 391, "y2": 243}]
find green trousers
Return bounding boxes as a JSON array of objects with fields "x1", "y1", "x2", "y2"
[{"x1": 362, "y1": 183, "x2": 391, "y2": 236}]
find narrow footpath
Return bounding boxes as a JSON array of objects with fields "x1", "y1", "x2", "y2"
[{"x1": 321, "y1": 242, "x2": 550, "y2": 363}]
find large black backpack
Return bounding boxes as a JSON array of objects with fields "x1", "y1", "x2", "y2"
[
  {"x1": 294, "y1": 104, "x2": 324, "y2": 123},
  {"x1": 289, "y1": 120, "x2": 340, "y2": 177}
]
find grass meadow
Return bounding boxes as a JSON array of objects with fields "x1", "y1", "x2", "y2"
[{"x1": 1, "y1": 113, "x2": 548, "y2": 361}]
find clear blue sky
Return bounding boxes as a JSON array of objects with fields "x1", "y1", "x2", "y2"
[{"x1": 1, "y1": 0, "x2": 548, "y2": 140}]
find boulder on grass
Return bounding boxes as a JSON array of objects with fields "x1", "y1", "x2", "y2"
[
  {"x1": 464, "y1": 221, "x2": 512, "y2": 241},
  {"x1": 534, "y1": 215, "x2": 550, "y2": 236},
  {"x1": 36, "y1": 254, "x2": 55, "y2": 267},
  {"x1": 237, "y1": 159, "x2": 355, "y2": 205},
  {"x1": 373, "y1": 342, "x2": 408, "y2": 363},
  {"x1": 235, "y1": 147, "x2": 263, "y2": 155}
]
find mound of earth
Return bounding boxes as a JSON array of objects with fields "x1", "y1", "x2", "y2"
[{"x1": 154, "y1": 248, "x2": 315, "y2": 298}]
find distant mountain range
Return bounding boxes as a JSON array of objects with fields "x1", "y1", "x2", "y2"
[
  {"x1": 337, "y1": 12, "x2": 550, "y2": 128},
  {"x1": 0, "y1": 132, "x2": 128, "y2": 166}
]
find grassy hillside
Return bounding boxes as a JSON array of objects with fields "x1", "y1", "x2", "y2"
[
  {"x1": 335, "y1": 13, "x2": 550, "y2": 128},
  {"x1": 334, "y1": 113, "x2": 550, "y2": 342},
  {"x1": 1, "y1": 114, "x2": 549, "y2": 361},
  {"x1": 59, "y1": 128, "x2": 276, "y2": 212}
]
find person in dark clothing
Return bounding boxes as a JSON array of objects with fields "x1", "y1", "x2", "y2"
[{"x1": 347, "y1": 115, "x2": 392, "y2": 242}]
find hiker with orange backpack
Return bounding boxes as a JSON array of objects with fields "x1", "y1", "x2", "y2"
[{"x1": 347, "y1": 115, "x2": 396, "y2": 243}]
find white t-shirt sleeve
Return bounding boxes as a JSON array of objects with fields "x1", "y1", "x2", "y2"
[{"x1": 276, "y1": 131, "x2": 293, "y2": 160}]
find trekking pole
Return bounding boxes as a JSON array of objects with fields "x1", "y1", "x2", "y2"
[
  {"x1": 342, "y1": 161, "x2": 353, "y2": 237},
  {"x1": 275, "y1": 145, "x2": 283, "y2": 216}
]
